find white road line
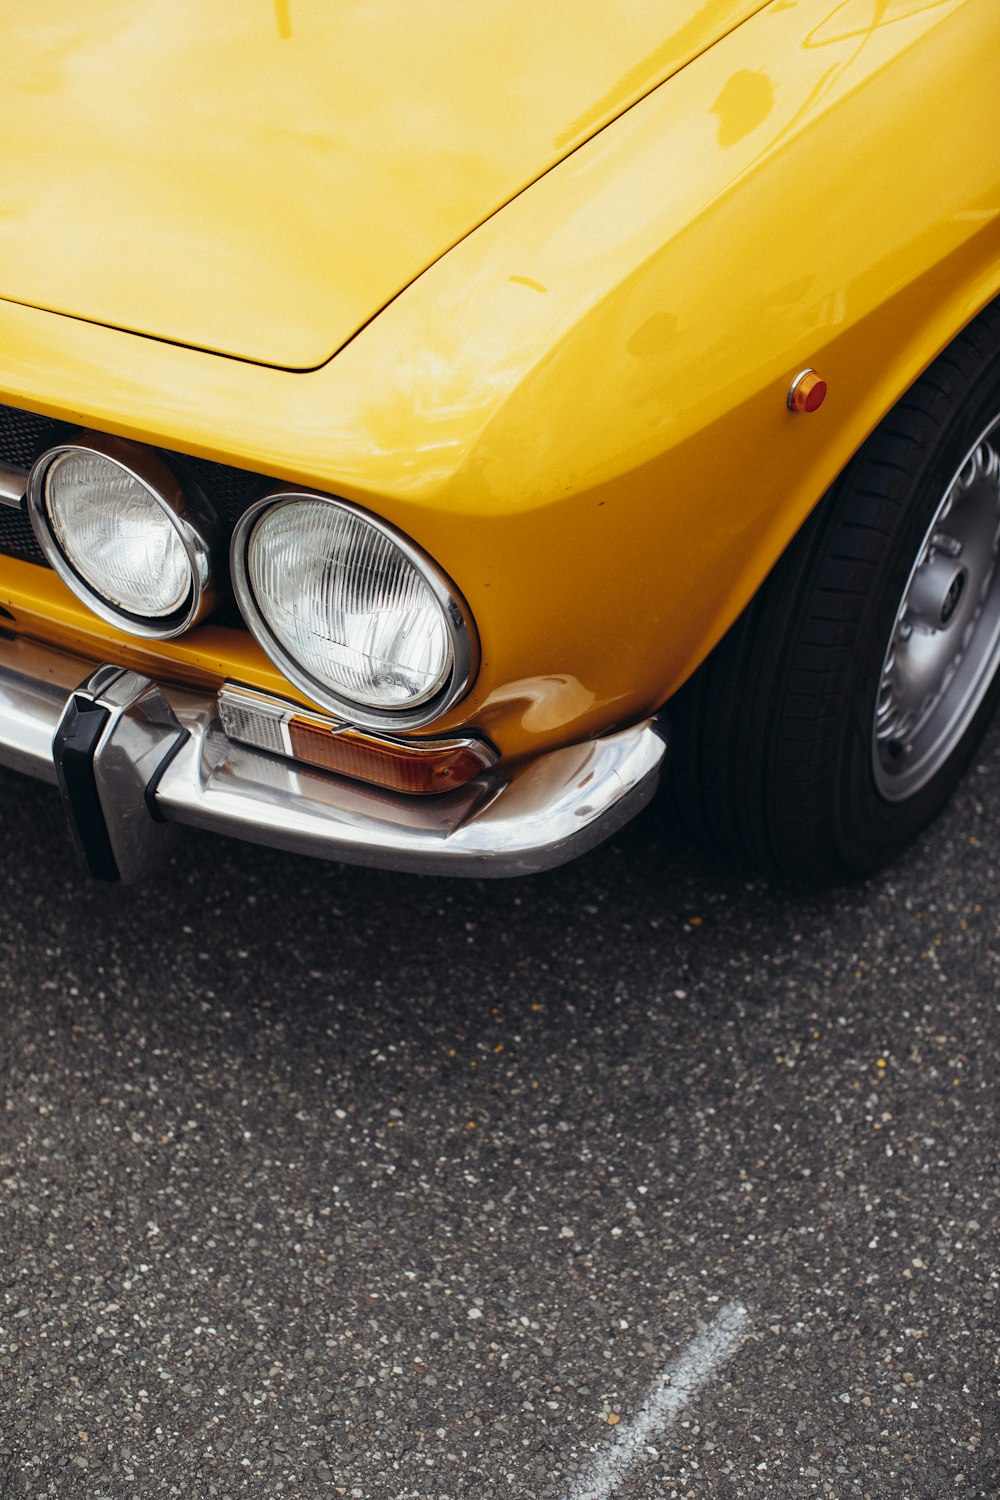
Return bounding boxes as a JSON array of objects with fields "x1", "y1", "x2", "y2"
[{"x1": 566, "y1": 1302, "x2": 750, "y2": 1500}]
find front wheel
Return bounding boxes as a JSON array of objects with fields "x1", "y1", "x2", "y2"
[{"x1": 670, "y1": 299, "x2": 1000, "y2": 880}]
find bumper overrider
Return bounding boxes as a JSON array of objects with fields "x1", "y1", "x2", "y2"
[{"x1": 0, "y1": 632, "x2": 667, "y2": 882}]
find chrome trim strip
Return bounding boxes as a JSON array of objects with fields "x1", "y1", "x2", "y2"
[
  {"x1": 0, "y1": 637, "x2": 80, "y2": 783},
  {"x1": 0, "y1": 461, "x2": 28, "y2": 508},
  {"x1": 0, "y1": 634, "x2": 667, "y2": 878}
]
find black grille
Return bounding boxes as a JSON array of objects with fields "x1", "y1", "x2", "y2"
[
  {"x1": 0, "y1": 403, "x2": 63, "y2": 468},
  {"x1": 0, "y1": 507, "x2": 45, "y2": 565},
  {"x1": 0, "y1": 401, "x2": 275, "y2": 572},
  {"x1": 162, "y1": 449, "x2": 273, "y2": 532}
]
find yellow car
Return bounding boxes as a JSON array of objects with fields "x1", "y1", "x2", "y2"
[{"x1": 1, "y1": 0, "x2": 998, "y2": 881}]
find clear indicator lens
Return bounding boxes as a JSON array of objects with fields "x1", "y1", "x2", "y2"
[
  {"x1": 45, "y1": 450, "x2": 191, "y2": 618},
  {"x1": 247, "y1": 501, "x2": 452, "y2": 709}
]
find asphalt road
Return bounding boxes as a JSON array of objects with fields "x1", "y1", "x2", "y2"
[{"x1": 1, "y1": 726, "x2": 998, "y2": 1499}]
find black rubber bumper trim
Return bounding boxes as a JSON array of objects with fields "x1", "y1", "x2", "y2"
[
  {"x1": 52, "y1": 696, "x2": 120, "y2": 882},
  {"x1": 144, "y1": 727, "x2": 190, "y2": 823}
]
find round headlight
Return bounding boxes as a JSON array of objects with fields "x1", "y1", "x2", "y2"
[
  {"x1": 27, "y1": 433, "x2": 219, "y2": 639},
  {"x1": 231, "y1": 493, "x2": 478, "y2": 728}
]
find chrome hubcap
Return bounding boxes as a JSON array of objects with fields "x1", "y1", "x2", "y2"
[{"x1": 873, "y1": 416, "x2": 1000, "y2": 801}]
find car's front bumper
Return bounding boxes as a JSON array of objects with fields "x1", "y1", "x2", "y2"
[{"x1": 0, "y1": 632, "x2": 667, "y2": 880}]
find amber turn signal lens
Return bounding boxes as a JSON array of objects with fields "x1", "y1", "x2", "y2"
[
  {"x1": 787, "y1": 368, "x2": 828, "y2": 413},
  {"x1": 217, "y1": 686, "x2": 496, "y2": 796},
  {"x1": 288, "y1": 718, "x2": 492, "y2": 794}
]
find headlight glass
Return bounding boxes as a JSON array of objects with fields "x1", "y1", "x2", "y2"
[
  {"x1": 232, "y1": 494, "x2": 477, "y2": 726},
  {"x1": 44, "y1": 450, "x2": 191, "y2": 617},
  {"x1": 26, "y1": 433, "x2": 220, "y2": 639},
  {"x1": 248, "y1": 500, "x2": 450, "y2": 708}
]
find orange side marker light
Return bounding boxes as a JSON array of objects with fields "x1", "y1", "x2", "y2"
[{"x1": 787, "y1": 368, "x2": 827, "y2": 413}]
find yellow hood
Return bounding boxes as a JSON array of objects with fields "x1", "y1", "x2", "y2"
[{"x1": 0, "y1": 1, "x2": 764, "y2": 369}]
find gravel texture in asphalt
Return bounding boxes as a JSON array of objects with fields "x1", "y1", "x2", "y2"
[{"x1": 1, "y1": 728, "x2": 998, "y2": 1499}]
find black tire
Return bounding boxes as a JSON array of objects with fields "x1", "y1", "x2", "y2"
[{"x1": 669, "y1": 298, "x2": 1000, "y2": 881}]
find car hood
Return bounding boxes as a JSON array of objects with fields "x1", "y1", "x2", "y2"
[{"x1": 0, "y1": 2, "x2": 765, "y2": 370}]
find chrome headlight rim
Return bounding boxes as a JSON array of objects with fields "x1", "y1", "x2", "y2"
[
  {"x1": 26, "y1": 431, "x2": 220, "y2": 640},
  {"x1": 230, "y1": 490, "x2": 480, "y2": 731}
]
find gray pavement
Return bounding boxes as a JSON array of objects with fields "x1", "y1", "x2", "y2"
[{"x1": 1, "y1": 725, "x2": 998, "y2": 1499}]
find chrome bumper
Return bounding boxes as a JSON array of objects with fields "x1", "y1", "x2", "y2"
[{"x1": 0, "y1": 633, "x2": 667, "y2": 880}]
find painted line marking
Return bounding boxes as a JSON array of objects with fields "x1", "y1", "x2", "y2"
[{"x1": 566, "y1": 1302, "x2": 750, "y2": 1500}]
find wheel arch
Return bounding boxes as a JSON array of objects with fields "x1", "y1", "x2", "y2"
[
  {"x1": 667, "y1": 292, "x2": 1000, "y2": 878},
  {"x1": 663, "y1": 264, "x2": 1000, "y2": 709}
]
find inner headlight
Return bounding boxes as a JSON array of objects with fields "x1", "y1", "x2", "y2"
[
  {"x1": 231, "y1": 493, "x2": 478, "y2": 728},
  {"x1": 27, "y1": 433, "x2": 219, "y2": 638}
]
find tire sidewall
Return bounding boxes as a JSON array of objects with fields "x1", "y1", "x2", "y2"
[{"x1": 833, "y1": 348, "x2": 1000, "y2": 873}]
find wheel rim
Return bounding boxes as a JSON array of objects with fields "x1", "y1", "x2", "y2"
[{"x1": 873, "y1": 413, "x2": 1000, "y2": 802}]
